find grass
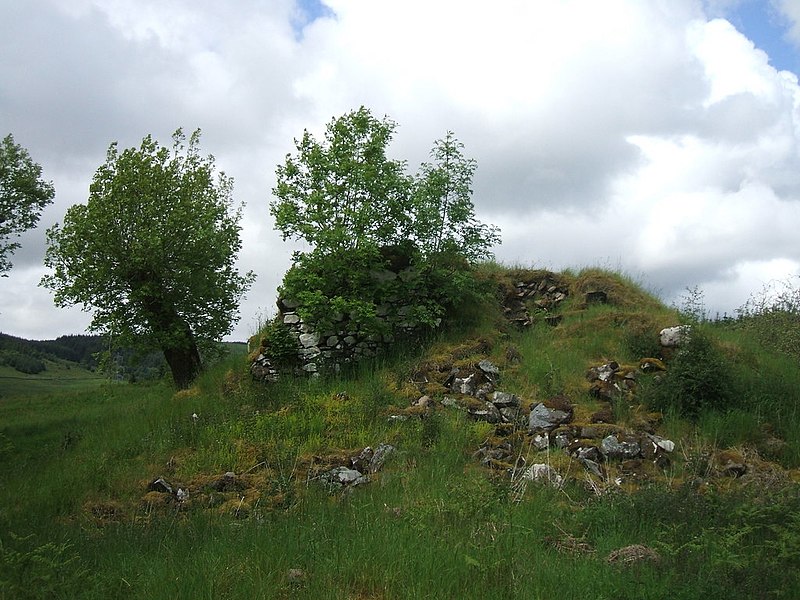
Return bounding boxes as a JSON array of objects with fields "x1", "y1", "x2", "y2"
[
  {"x1": 0, "y1": 360, "x2": 106, "y2": 398},
  {"x1": 2, "y1": 266, "x2": 800, "y2": 598}
]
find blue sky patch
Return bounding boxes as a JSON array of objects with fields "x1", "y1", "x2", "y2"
[
  {"x1": 725, "y1": 0, "x2": 800, "y2": 75},
  {"x1": 292, "y1": 0, "x2": 336, "y2": 38}
]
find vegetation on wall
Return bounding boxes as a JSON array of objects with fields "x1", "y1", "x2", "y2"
[{"x1": 269, "y1": 107, "x2": 500, "y2": 349}]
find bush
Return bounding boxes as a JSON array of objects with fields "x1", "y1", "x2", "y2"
[
  {"x1": 261, "y1": 316, "x2": 300, "y2": 365},
  {"x1": 736, "y1": 277, "x2": 800, "y2": 361},
  {"x1": 643, "y1": 326, "x2": 735, "y2": 418}
]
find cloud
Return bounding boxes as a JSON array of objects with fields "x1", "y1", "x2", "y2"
[
  {"x1": 2, "y1": 0, "x2": 800, "y2": 341},
  {"x1": 773, "y1": 0, "x2": 800, "y2": 47}
]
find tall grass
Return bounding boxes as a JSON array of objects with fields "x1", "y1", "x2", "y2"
[{"x1": 4, "y1": 266, "x2": 800, "y2": 598}]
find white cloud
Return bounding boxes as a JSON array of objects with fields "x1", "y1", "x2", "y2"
[
  {"x1": 774, "y1": 0, "x2": 800, "y2": 47},
  {"x1": 2, "y1": 0, "x2": 800, "y2": 341}
]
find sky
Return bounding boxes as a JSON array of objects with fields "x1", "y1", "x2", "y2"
[{"x1": 1, "y1": 0, "x2": 800, "y2": 342}]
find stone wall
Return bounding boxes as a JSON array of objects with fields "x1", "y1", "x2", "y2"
[
  {"x1": 251, "y1": 269, "x2": 575, "y2": 382},
  {"x1": 250, "y1": 267, "x2": 433, "y2": 381}
]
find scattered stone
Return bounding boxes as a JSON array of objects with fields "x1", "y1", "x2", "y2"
[
  {"x1": 319, "y1": 466, "x2": 368, "y2": 488},
  {"x1": 521, "y1": 463, "x2": 563, "y2": 487},
  {"x1": 650, "y1": 435, "x2": 675, "y2": 453},
  {"x1": 553, "y1": 430, "x2": 573, "y2": 449},
  {"x1": 147, "y1": 477, "x2": 173, "y2": 494},
  {"x1": 468, "y1": 401, "x2": 502, "y2": 424},
  {"x1": 580, "y1": 457, "x2": 604, "y2": 477},
  {"x1": 532, "y1": 433, "x2": 550, "y2": 451},
  {"x1": 639, "y1": 357, "x2": 666, "y2": 372},
  {"x1": 717, "y1": 451, "x2": 747, "y2": 478},
  {"x1": 352, "y1": 443, "x2": 396, "y2": 473},
  {"x1": 413, "y1": 395, "x2": 432, "y2": 408},
  {"x1": 600, "y1": 435, "x2": 642, "y2": 460},
  {"x1": 528, "y1": 402, "x2": 571, "y2": 432},
  {"x1": 370, "y1": 443, "x2": 395, "y2": 472},
  {"x1": 491, "y1": 391, "x2": 520, "y2": 408},
  {"x1": 477, "y1": 359, "x2": 500, "y2": 381},
  {"x1": 440, "y1": 397, "x2": 462, "y2": 410},
  {"x1": 587, "y1": 361, "x2": 620, "y2": 382}
]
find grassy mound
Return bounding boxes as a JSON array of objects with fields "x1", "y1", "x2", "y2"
[{"x1": 2, "y1": 266, "x2": 800, "y2": 598}]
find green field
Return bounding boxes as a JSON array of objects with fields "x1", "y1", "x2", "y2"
[
  {"x1": 0, "y1": 361, "x2": 107, "y2": 399},
  {"x1": 2, "y1": 268, "x2": 800, "y2": 599}
]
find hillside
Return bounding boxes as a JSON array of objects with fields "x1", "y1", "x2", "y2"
[
  {"x1": 1, "y1": 266, "x2": 799, "y2": 598},
  {"x1": 0, "y1": 334, "x2": 248, "y2": 397}
]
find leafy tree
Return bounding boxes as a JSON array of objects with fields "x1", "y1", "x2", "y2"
[
  {"x1": 271, "y1": 106, "x2": 413, "y2": 255},
  {"x1": 269, "y1": 107, "x2": 500, "y2": 352},
  {"x1": 42, "y1": 129, "x2": 254, "y2": 388},
  {"x1": 0, "y1": 134, "x2": 55, "y2": 275},
  {"x1": 412, "y1": 131, "x2": 500, "y2": 262}
]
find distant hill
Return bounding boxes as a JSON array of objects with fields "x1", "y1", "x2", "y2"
[
  {"x1": 0, "y1": 332, "x2": 247, "y2": 381},
  {"x1": 0, "y1": 333, "x2": 104, "y2": 374}
]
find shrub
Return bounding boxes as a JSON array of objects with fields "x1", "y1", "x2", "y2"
[{"x1": 643, "y1": 326, "x2": 735, "y2": 419}]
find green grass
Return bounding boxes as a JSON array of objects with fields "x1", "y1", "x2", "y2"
[
  {"x1": 0, "y1": 360, "x2": 106, "y2": 398},
  {"x1": 3, "y1": 267, "x2": 800, "y2": 598}
]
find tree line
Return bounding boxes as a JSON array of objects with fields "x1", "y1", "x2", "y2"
[{"x1": 3, "y1": 108, "x2": 501, "y2": 388}]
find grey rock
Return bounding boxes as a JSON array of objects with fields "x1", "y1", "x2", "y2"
[
  {"x1": 299, "y1": 332, "x2": 320, "y2": 348},
  {"x1": 528, "y1": 403, "x2": 571, "y2": 432},
  {"x1": 321, "y1": 466, "x2": 368, "y2": 487},
  {"x1": 440, "y1": 397, "x2": 462, "y2": 409},
  {"x1": 492, "y1": 391, "x2": 520, "y2": 408},
  {"x1": 499, "y1": 406, "x2": 523, "y2": 424},
  {"x1": 368, "y1": 443, "x2": 395, "y2": 473},
  {"x1": 147, "y1": 477, "x2": 173, "y2": 494},
  {"x1": 522, "y1": 463, "x2": 563, "y2": 487},
  {"x1": 660, "y1": 325, "x2": 691, "y2": 348},
  {"x1": 580, "y1": 458, "x2": 604, "y2": 477},
  {"x1": 283, "y1": 313, "x2": 301, "y2": 324},
  {"x1": 468, "y1": 401, "x2": 502, "y2": 423},
  {"x1": 532, "y1": 433, "x2": 550, "y2": 451},
  {"x1": 477, "y1": 359, "x2": 500, "y2": 381},
  {"x1": 452, "y1": 373, "x2": 477, "y2": 396},
  {"x1": 600, "y1": 435, "x2": 641, "y2": 460}
]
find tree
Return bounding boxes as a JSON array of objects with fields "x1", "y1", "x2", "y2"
[
  {"x1": 0, "y1": 134, "x2": 55, "y2": 275},
  {"x1": 42, "y1": 129, "x2": 254, "y2": 388},
  {"x1": 413, "y1": 131, "x2": 500, "y2": 263},
  {"x1": 271, "y1": 106, "x2": 413, "y2": 256},
  {"x1": 269, "y1": 107, "x2": 500, "y2": 340}
]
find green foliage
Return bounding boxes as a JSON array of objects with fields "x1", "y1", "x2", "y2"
[
  {"x1": 42, "y1": 129, "x2": 254, "y2": 388},
  {"x1": 413, "y1": 131, "x2": 500, "y2": 263},
  {"x1": 736, "y1": 276, "x2": 800, "y2": 360},
  {"x1": 0, "y1": 350, "x2": 46, "y2": 374},
  {"x1": 0, "y1": 533, "x2": 96, "y2": 599},
  {"x1": 643, "y1": 325, "x2": 735, "y2": 418},
  {"x1": 272, "y1": 107, "x2": 413, "y2": 253},
  {"x1": 271, "y1": 108, "x2": 500, "y2": 349},
  {"x1": 260, "y1": 316, "x2": 300, "y2": 364},
  {"x1": 0, "y1": 134, "x2": 55, "y2": 275}
]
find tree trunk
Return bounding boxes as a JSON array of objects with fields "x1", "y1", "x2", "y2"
[
  {"x1": 163, "y1": 337, "x2": 202, "y2": 389},
  {"x1": 140, "y1": 287, "x2": 203, "y2": 389}
]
